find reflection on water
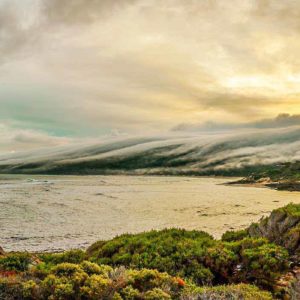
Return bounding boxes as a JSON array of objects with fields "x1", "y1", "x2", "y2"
[{"x1": 0, "y1": 175, "x2": 300, "y2": 252}]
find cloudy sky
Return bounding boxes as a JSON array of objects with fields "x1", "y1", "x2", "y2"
[{"x1": 1, "y1": 0, "x2": 300, "y2": 153}]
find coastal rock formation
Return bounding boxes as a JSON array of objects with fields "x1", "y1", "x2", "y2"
[
  {"x1": 229, "y1": 176, "x2": 300, "y2": 192},
  {"x1": 265, "y1": 182, "x2": 300, "y2": 192},
  {"x1": 0, "y1": 246, "x2": 4, "y2": 256},
  {"x1": 248, "y1": 204, "x2": 300, "y2": 260}
]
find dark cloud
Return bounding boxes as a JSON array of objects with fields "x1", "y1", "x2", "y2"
[{"x1": 173, "y1": 114, "x2": 300, "y2": 132}]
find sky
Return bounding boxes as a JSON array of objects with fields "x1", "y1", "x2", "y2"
[{"x1": 1, "y1": 0, "x2": 300, "y2": 153}]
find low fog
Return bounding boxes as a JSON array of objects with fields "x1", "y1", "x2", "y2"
[{"x1": 0, "y1": 125, "x2": 300, "y2": 175}]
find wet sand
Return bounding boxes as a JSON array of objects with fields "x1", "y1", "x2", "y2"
[{"x1": 0, "y1": 175, "x2": 300, "y2": 252}]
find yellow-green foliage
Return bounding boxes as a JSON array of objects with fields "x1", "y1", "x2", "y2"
[
  {"x1": 222, "y1": 229, "x2": 249, "y2": 242},
  {"x1": 120, "y1": 285, "x2": 140, "y2": 299},
  {"x1": 80, "y1": 260, "x2": 112, "y2": 277},
  {"x1": 0, "y1": 261, "x2": 184, "y2": 299},
  {"x1": 42, "y1": 263, "x2": 88, "y2": 298},
  {"x1": 22, "y1": 280, "x2": 38, "y2": 299},
  {"x1": 183, "y1": 283, "x2": 273, "y2": 300},
  {"x1": 39, "y1": 249, "x2": 85, "y2": 265},
  {"x1": 143, "y1": 288, "x2": 171, "y2": 299},
  {"x1": 88, "y1": 229, "x2": 288, "y2": 288},
  {"x1": 205, "y1": 238, "x2": 288, "y2": 288},
  {"x1": 127, "y1": 268, "x2": 179, "y2": 293},
  {"x1": 0, "y1": 252, "x2": 31, "y2": 271},
  {"x1": 275, "y1": 203, "x2": 300, "y2": 218},
  {"x1": 80, "y1": 274, "x2": 112, "y2": 298},
  {"x1": 88, "y1": 229, "x2": 216, "y2": 285},
  {"x1": 0, "y1": 251, "x2": 282, "y2": 300}
]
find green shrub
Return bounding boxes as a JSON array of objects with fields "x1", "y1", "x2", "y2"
[
  {"x1": 88, "y1": 229, "x2": 215, "y2": 284},
  {"x1": 39, "y1": 249, "x2": 85, "y2": 265},
  {"x1": 275, "y1": 203, "x2": 300, "y2": 217},
  {"x1": 121, "y1": 285, "x2": 140, "y2": 299},
  {"x1": 52, "y1": 282, "x2": 74, "y2": 299},
  {"x1": 127, "y1": 269, "x2": 176, "y2": 292},
  {"x1": 2, "y1": 262, "x2": 181, "y2": 299},
  {"x1": 182, "y1": 283, "x2": 273, "y2": 300},
  {"x1": 204, "y1": 243, "x2": 239, "y2": 282},
  {"x1": 112, "y1": 292, "x2": 123, "y2": 300},
  {"x1": 144, "y1": 288, "x2": 171, "y2": 299},
  {"x1": 22, "y1": 280, "x2": 38, "y2": 299},
  {"x1": 0, "y1": 252, "x2": 31, "y2": 271},
  {"x1": 88, "y1": 229, "x2": 288, "y2": 288},
  {"x1": 30, "y1": 262, "x2": 52, "y2": 279},
  {"x1": 240, "y1": 241, "x2": 288, "y2": 287},
  {"x1": 80, "y1": 274, "x2": 112, "y2": 298},
  {"x1": 41, "y1": 263, "x2": 88, "y2": 298},
  {"x1": 223, "y1": 238, "x2": 288, "y2": 288},
  {"x1": 80, "y1": 260, "x2": 112, "y2": 277},
  {"x1": 222, "y1": 229, "x2": 249, "y2": 242}
]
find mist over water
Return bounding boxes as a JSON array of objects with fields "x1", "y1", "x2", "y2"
[
  {"x1": 0, "y1": 126, "x2": 300, "y2": 175},
  {"x1": 1, "y1": 174, "x2": 300, "y2": 252}
]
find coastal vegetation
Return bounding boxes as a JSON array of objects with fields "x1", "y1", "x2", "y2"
[{"x1": 2, "y1": 203, "x2": 300, "y2": 299}]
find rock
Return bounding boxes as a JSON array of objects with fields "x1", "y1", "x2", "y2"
[
  {"x1": 248, "y1": 204, "x2": 300, "y2": 261},
  {"x1": 257, "y1": 177, "x2": 272, "y2": 184},
  {"x1": 227, "y1": 176, "x2": 257, "y2": 185},
  {"x1": 0, "y1": 246, "x2": 5, "y2": 255},
  {"x1": 266, "y1": 182, "x2": 300, "y2": 192},
  {"x1": 275, "y1": 267, "x2": 300, "y2": 299}
]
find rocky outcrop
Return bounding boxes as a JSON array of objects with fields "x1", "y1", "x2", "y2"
[
  {"x1": 266, "y1": 182, "x2": 300, "y2": 192},
  {"x1": 275, "y1": 267, "x2": 300, "y2": 299},
  {"x1": 248, "y1": 204, "x2": 300, "y2": 261},
  {"x1": 229, "y1": 176, "x2": 300, "y2": 192},
  {"x1": 0, "y1": 246, "x2": 5, "y2": 256}
]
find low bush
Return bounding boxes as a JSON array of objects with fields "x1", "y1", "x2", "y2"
[
  {"x1": 88, "y1": 229, "x2": 216, "y2": 285},
  {"x1": 0, "y1": 261, "x2": 185, "y2": 299},
  {"x1": 222, "y1": 229, "x2": 249, "y2": 242},
  {"x1": 87, "y1": 229, "x2": 288, "y2": 288},
  {"x1": 0, "y1": 253, "x2": 31, "y2": 272},
  {"x1": 39, "y1": 249, "x2": 86, "y2": 265},
  {"x1": 182, "y1": 283, "x2": 273, "y2": 300}
]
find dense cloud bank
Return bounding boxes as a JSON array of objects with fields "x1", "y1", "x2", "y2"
[{"x1": 0, "y1": 126, "x2": 300, "y2": 175}]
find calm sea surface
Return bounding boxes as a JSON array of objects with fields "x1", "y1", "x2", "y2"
[{"x1": 1, "y1": 175, "x2": 300, "y2": 252}]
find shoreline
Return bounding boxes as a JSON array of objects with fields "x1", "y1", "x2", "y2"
[
  {"x1": 227, "y1": 178, "x2": 300, "y2": 192},
  {"x1": 1, "y1": 172, "x2": 299, "y2": 192},
  {"x1": 1, "y1": 175, "x2": 300, "y2": 253}
]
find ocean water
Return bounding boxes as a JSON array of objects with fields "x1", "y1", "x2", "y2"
[{"x1": 0, "y1": 175, "x2": 299, "y2": 252}]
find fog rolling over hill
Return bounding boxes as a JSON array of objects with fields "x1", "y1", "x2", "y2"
[{"x1": 0, "y1": 126, "x2": 300, "y2": 175}]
